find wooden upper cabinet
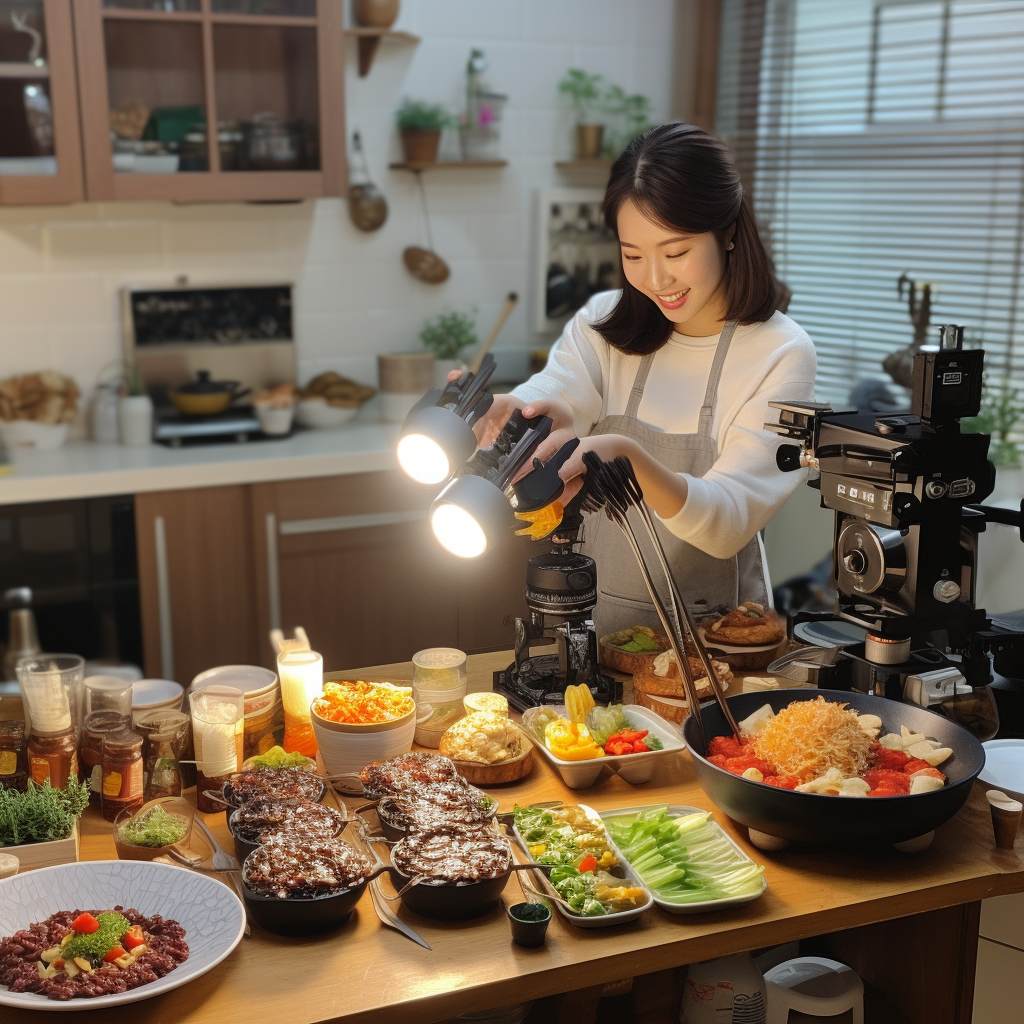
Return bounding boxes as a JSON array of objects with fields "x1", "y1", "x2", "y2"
[
  {"x1": 0, "y1": 0, "x2": 84, "y2": 204},
  {"x1": 72, "y1": 0, "x2": 346, "y2": 202}
]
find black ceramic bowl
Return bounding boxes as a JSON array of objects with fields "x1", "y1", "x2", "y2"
[
  {"x1": 228, "y1": 799, "x2": 344, "y2": 863},
  {"x1": 383, "y1": 863, "x2": 540, "y2": 919},
  {"x1": 241, "y1": 862, "x2": 386, "y2": 936},
  {"x1": 220, "y1": 767, "x2": 327, "y2": 810},
  {"x1": 682, "y1": 688, "x2": 985, "y2": 845}
]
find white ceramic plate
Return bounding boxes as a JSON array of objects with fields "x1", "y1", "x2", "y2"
[
  {"x1": 980, "y1": 739, "x2": 1024, "y2": 800},
  {"x1": 510, "y1": 803, "x2": 654, "y2": 928},
  {"x1": 521, "y1": 704, "x2": 685, "y2": 789},
  {"x1": 0, "y1": 860, "x2": 245, "y2": 1010},
  {"x1": 599, "y1": 804, "x2": 767, "y2": 915}
]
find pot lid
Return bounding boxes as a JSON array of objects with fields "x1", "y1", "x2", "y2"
[{"x1": 176, "y1": 370, "x2": 236, "y2": 395}]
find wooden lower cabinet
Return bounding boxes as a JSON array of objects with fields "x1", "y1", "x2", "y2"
[
  {"x1": 135, "y1": 485, "x2": 260, "y2": 686},
  {"x1": 250, "y1": 472, "x2": 531, "y2": 674}
]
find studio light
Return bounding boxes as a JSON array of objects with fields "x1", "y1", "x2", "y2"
[{"x1": 429, "y1": 474, "x2": 513, "y2": 558}]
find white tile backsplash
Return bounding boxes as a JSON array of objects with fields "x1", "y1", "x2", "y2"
[{"x1": 0, "y1": 0, "x2": 675, "y2": 404}]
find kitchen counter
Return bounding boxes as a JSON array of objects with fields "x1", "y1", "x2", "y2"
[
  {"x1": 2, "y1": 651, "x2": 1022, "y2": 1024},
  {"x1": 0, "y1": 421, "x2": 400, "y2": 506}
]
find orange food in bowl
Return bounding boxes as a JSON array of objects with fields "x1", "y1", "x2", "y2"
[{"x1": 312, "y1": 680, "x2": 414, "y2": 726}]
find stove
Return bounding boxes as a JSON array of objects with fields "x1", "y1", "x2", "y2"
[{"x1": 152, "y1": 404, "x2": 288, "y2": 447}]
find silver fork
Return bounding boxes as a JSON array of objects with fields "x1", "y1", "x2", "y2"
[{"x1": 190, "y1": 816, "x2": 249, "y2": 937}]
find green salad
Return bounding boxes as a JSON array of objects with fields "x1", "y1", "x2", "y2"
[
  {"x1": 604, "y1": 807, "x2": 765, "y2": 905},
  {"x1": 513, "y1": 803, "x2": 647, "y2": 917}
]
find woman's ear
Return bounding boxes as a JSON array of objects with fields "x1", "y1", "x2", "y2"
[{"x1": 725, "y1": 224, "x2": 737, "y2": 251}]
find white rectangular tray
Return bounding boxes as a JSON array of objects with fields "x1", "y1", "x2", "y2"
[
  {"x1": 599, "y1": 804, "x2": 767, "y2": 915},
  {"x1": 510, "y1": 802, "x2": 654, "y2": 928},
  {"x1": 521, "y1": 704, "x2": 684, "y2": 790}
]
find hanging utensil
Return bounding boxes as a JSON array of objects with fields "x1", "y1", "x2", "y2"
[
  {"x1": 469, "y1": 292, "x2": 518, "y2": 374},
  {"x1": 347, "y1": 130, "x2": 388, "y2": 232},
  {"x1": 403, "y1": 171, "x2": 450, "y2": 284}
]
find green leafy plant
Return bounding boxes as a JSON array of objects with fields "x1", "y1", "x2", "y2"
[
  {"x1": 420, "y1": 309, "x2": 477, "y2": 361},
  {"x1": 601, "y1": 84, "x2": 654, "y2": 158},
  {"x1": 0, "y1": 777, "x2": 90, "y2": 847},
  {"x1": 558, "y1": 69, "x2": 604, "y2": 124},
  {"x1": 962, "y1": 382, "x2": 1023, "y2": 468},
  {"x1": 396, "y1": 99, "x2": 451, "y2": 132},
  {"x1": 123, "y1": 361, "x2": 145, "y2": 397}
]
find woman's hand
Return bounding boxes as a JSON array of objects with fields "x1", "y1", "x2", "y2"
[{"x1": 556, "y1": 434, "x2": 691, "y2": 516}]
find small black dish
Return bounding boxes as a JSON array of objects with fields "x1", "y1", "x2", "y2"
[{"x1": 507, "y1": 902, "x2": 551, "y2": 947}]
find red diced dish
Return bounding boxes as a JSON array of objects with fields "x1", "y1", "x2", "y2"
[
  {"x1": 863, "y1": 769, "x2": 910, "y2": 795},
  {"x1": 123, "y1": 925, "x2": 145, "y2": 951},
  {"x1": 872, "y1": 746, "x2": 911, "y2": 771},
  {"x1": 708, "y1": 735, "x2": 748, "y2": 759},
  {"x1": 104, "y1": 945, "x2": 127, "y2": 964},
  {"x1": 708, "y1": 754, "x2": 729, "y2": 769},
  {"x1": 724, "y1": 755, "x2": 775, "y2": 778},
  {"x1": 908, "y1": 764, "x2": 946, "y2": 782},
  {"x1": 763, "y1": 775, "x2": 800, "y2": 790},
  {"x1": 71, "y1": 913, "x2": 99, "y2": 935}
]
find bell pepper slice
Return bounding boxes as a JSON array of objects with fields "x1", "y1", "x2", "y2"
[
  {"x1": 123, "y1": 926, "x2": 145, "y2": 951},
  {"x1": 72, "y1": 913, "x2": 100, "y2": 935},
  {"x1": 104, "y1": 946, "x2": 127, "y2": 964}
]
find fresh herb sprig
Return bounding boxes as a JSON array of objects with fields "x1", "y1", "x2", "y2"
[{"x1": 0, "y1": 778, "x2": 90, "y2": 847}]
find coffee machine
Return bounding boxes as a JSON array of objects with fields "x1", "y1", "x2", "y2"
[
  {"x1": 493, "y1": 501, "x2": 620, "y2": 712},
  {"x1": 769, "y1": 325, "x2": 1024, "y2": 738}
]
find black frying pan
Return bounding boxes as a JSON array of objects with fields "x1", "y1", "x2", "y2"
[{"x1": 682, "y1": 689, "x2": 985, "y2": 845}]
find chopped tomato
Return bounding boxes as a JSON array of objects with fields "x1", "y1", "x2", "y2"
[
  {"x1": 871, "y1": 746, "x2": 911, "y2": 771},
  {"x1": 903, "y1": 758, "x2": 934, "y2": 775},
  {"x1": 724, "y1": 755, "x2": 775, "y2": 778},
  {"x1": 104, "y1": 946, "x2": 127, "y2": 964},
  {"x1": 123, "y1": 926, "x2": 145, "y2": 951},
  {"x1": 863, "y1": 769, "x2": 910, "y2": 795},
  {"x1": 72, "y1": 913, "x2": 100, "y2": 935},
  {"x1": 763, "y1": 775, "x2": 800, "y2": 790},
  {"x1": 578, "y1": 854, "x2": 598, "y2": 873},
  {"x1": 708, "y1": 735, "x2": 747, "y2": 759},
  {"x1": 708, "y1": 754, "x2": 729, "y2": 769},
  {"x1": 908, "y1": 764, "x2": 946, "y2": 782}
]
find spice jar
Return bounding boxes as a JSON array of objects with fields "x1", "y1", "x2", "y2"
[
  {"x1": 81, "y1": 710, "x2": 131, "y2": 804},
  {"x1": 0, "y1": 720, "x2": 29, "y2": 792},
  {"x1": 17, "y1": 654, "x2": 84, "y2": 787},
  {"x1": 136, "y1": 709, "x2": 190, "y2": 800},
  {"x1": 189, "y1": 685, "x2": 244, "y2": 813},
  {"x1": 28, "y1": 727, "x2": 79, "y2": 788},
  {"x1": 101, "y1": 728, "x2": 145, "y2": 823}
]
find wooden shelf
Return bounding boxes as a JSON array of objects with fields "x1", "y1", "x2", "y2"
[
  {"x1": 555, "y1": 159, "x2": 613, "y2": 172},
  {"x1": 345, "y1": 27, "x2": 419, "y2": 77},
  {"x1": 0, "y1": 62, "x2": 50, "y2": 79},
  {"x1": 389, "y1": 160, "x2": 507, "y2": 171}
]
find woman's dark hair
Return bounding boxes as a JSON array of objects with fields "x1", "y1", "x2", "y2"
[{"x1": 595, "y1": 122, "x2": 779, "y2": 354}]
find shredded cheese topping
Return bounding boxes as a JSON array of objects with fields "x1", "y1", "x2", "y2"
[{"x1": 752, "y1": 696, "x2": 873, "y2": 783}]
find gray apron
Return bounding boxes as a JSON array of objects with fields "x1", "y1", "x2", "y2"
[{"x1": 584, "y1": 321, "x2": 770, "y2": 638}]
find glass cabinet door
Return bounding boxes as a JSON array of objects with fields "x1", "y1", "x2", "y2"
[{"x1": 0, "y1": 0, "x2": 83, "y2": 203}]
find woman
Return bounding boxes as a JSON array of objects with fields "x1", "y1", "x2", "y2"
[{"x1": 476, "y1": 123, "x2": 816, "y2": 636}]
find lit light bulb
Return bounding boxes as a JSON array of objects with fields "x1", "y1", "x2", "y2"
[
  {"x1": 397, "y1": 433, "x2": 452, "y2": 485},
  {"x1": 430, "y1": 503, "x2": 488, "y2": 558}
]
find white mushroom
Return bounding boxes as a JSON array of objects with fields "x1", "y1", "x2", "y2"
[{"x1": 910, "y1": 775, "x2": 946, "y2": 795}]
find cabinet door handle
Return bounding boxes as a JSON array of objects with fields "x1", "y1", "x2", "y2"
[
  {"x1": 278, "y1": 510, "x2": 426, "y2": 536},
  {"x1": 153, "y1": 515, "x2": 174, "y2": 681},
  {"x1": 265, "y1": 512, "x2": 281, "y2": 632}
]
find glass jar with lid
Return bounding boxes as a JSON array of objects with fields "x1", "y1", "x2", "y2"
[
  {"x1": 412, "y1": 648, "x2": 468, "y2": 748},
  {"x1": 136, "y1": 709, "x2": 190, "y2": 800},
  {"x1": 101, "y1": 728, "x2": 145, "y2": 823},
  {"x1": 81, "y1": 710, "x2": 131, "y2": 804},
  {"x1": 0, "y1": 720, "x2": 29, "y2": 792}
]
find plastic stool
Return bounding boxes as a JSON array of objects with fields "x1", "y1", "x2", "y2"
[{"x1": 764, "y1": 957, "x2": 863, "y2": 1024}]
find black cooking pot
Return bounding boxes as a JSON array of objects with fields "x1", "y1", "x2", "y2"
[
  {"x1": 228, "y1": 799, "x2": 344, "y2": 863},
  {"x1": 381, "y1": 861, "x2": 545, "y2": 920},
  {"x1": 682, "y1": 689, "x2": 985, "y2": 846},
  {"x1": 220, "y1": 769, "x2": 327, "y2": 810},
  {"x1": 369, "y1": 788, "x2": 498, "y2": 842},
  {"x1": 241, "y1": 862, "x2": 387, "y2": 936}
]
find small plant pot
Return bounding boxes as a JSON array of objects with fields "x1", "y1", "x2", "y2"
[
  {"x1": 118, "y1": 394, "x2": 153, "y2": 447},
  {"x1": 400, "y1": 129, "x2": 441, "y2": 164},
  {"x1": 575, "y1": 124, "x2": 604, "y2": 160}
]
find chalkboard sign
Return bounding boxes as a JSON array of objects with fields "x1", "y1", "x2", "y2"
[{"x1": 129, "y1": 285, "x2": 292, "y2": 345}]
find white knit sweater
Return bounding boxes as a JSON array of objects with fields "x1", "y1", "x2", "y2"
[{"x1": 511, "y1": 291, "x2": 818, "y2": 560}]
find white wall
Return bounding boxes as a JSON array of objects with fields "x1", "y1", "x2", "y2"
[{"x1": 0, "y1": 0, "x2": 675, "y2": 427}]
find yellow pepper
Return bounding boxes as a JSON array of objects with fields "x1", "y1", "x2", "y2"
[{"x1": 544, "y1": 719, "x2": 605, "y2": 761}]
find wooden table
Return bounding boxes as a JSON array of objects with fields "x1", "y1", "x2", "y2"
[{"x1": 3, "y1": 651, "x2": 1024, "y2": 1024}]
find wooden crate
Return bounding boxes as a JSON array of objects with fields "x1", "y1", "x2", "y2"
[{"x1": 1, "y1": 822, "x2": 80, "y2": 873}]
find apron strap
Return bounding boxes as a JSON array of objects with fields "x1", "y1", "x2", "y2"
[
  {"x1": 697, "y1": 320, "x2": 737, "y2": 437},
  {"x1": 624, "y1": 353, "x2": 656, "y2": 419}
]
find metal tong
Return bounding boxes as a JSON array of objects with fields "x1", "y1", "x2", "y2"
[{"x1": 579, "y1": 453, "x2": 741, "y2": 748}]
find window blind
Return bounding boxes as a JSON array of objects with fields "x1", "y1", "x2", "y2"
[{"x1": 715, "y1": 0, "x2": 1024, "y2": 413}]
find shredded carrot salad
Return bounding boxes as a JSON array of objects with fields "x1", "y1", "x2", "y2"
[
  {"x1": 313, "y1": 680, "x2": 414, "y2": 724},
  {"x1": 752, "y1": 696, "x2": 872, "y2": 783}
]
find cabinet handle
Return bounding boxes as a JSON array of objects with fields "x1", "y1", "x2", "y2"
[
  {"x1": 265, "y1": 512, "x2": 281, "y2": 632},
  {"x1": 278, "y1": 510, "x2": 426, "y2": 536},
  {"x1": 153, "y1": 515, "x2": 174, "y2": 681}
]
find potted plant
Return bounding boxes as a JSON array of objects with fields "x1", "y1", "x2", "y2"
[
  {"x1": 601, "y1": 84, "x2": 653, "y2": 159},
  {"x1": 118, "y1": 361, "x2": 152, "y2": 447},
  {"x1": 420, "y1": 309, "x2": 477, "y2": 387},
  {"x1": 0, "y1": 777, "x2": 90, "y2": 870},
  {"x1": 396, "y1": 99, "x2": 450, "y2": 164},
  {"x1": 558, "y1": 69, "x2": 604, "y2": 159}
]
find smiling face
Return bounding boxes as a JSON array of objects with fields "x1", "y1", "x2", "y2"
[{"x1": 617, "y1": 198, "x2": 730, "y2": 336}]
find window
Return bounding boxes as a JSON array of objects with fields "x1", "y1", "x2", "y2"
[{"x1": 716, "y1": 0, "x2": 1024, "y2": 410}]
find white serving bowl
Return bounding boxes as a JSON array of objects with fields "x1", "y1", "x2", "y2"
[
  {"x1": 0, "y1": 419, "x2": 68, "y2": 451},
  {"x1": 311, "y1": 689, "x2": 416, "y2": 787},
  {"x1": 131, "y1": 678, "x2": 185, "y2": 723},
  {"x1": 295, "y1": 399, "x2": 357, "y2": 429}
]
